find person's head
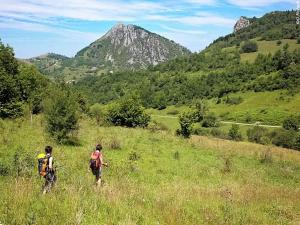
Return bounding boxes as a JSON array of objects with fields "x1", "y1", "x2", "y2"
[
  {"x1": 96, "y1": 143, "x2": 102, "y2": 151},
  {"x1": 45, "y1": 146, "x2": 53, "y2": 154}
]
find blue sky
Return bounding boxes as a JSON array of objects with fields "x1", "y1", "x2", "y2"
[{"x1": 0, "y1": 0, "x2": 296, "y2": 58}]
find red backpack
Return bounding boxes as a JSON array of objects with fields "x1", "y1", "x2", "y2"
[{"x1": 90, "y1": 151, "x2": 101, "y2": 171}]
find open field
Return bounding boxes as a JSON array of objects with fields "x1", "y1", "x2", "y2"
[
  {"x1": 148, "y1": 90, "x2": 300, "y2": 126},
  {"x1": 223, "y1": 39, "x2": 299, "y2": 63},
  {"x1": 0, "y1": 116, "x2": 300, "y2": 225}
]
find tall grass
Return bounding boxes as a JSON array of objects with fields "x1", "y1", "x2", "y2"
[{"x1": 0, "y1": 116, "x2": 299, "y2": 224}]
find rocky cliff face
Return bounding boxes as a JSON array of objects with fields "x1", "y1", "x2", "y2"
[
  {"x1": 234, "y1": 17, "x2": 250, "y2": 32},
  {"x1": 74, "y1": 23, "x2": 191, "y2": 69}
]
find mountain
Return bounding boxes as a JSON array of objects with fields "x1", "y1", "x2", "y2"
[
  {"x1": 75, "y1": 10, "x2": 300, "y2": 118},
  {"x1": 28, "y1": 24, "x2": 191, "y2": 79},
  {"x1": 74, "y1": 23, "x2": 191, "y2": 69},
  {"x1": 27, "y1": 53, "x2": 70, "y2": 75}
]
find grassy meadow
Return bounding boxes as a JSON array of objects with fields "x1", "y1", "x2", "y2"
[
  {"x1": 149, "y1": 90, "x2": 300, "y2": 127},
  {"x1": 0, "y1": 115, "x2": 300, "y2": 225},
  {"x1": 223, "y1": 39, "x2": 299, "y2": 63}
]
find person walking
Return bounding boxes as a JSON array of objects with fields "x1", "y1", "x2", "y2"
[{"x1": 90, "y1": 144, "x2": 107, "y2": 186}]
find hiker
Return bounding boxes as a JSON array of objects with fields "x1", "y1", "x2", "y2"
[
  {"x1": 38, "y1": 146, "x2": 56, "y2": 194},
  {"x1": 90, "y1": 144, "x2": 108, "y2": 186}
]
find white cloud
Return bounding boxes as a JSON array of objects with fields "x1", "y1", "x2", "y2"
[
  {"x1": 184, "y1": 0, "x2": 217, "y2": 5},
  {"x1": 146, "y1": 14, "x2": 236, "y2": 27},
  {"x1": 0, "y1": 0, "x2": 166, "y2": 22},
  {"x1": 161, "y1": 25, "x2": 207, "y2": 34},
  {"x1": 0, "y1": 18, "x2": 101, "y2": 41},
  {"x1": 227, "y1": 0, "x2": 295, "y2": 8}
]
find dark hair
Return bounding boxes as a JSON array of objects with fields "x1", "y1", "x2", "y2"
[
  {"x1": 45, "y1": 146, "x2": 53, "y2": 154},
  {"x1": 96, "y1": 143, "x2": 102, "y2": 151}
]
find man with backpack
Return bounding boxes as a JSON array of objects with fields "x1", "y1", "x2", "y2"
[
  {"x1": 90, "y1": 144, "x2": 107, "y2": 186},
  {"x1": 38, "y1": 146, "x2": 56, "y2": 194}
]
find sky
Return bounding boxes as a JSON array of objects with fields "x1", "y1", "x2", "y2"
[{"x1": 0, "y1": 0, "x2": 296, "y2": 58}]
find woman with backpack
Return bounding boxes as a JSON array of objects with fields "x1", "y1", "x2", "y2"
[
  {"x1": 90, "y1": 144, "x2": 108, "y2": 186},
  {"x1": 41, "y1": 145, "x2": 56, "y2": 194}
]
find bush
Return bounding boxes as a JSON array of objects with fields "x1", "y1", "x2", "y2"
[
  {"x1": 106, "y1": 98, "x2": 150, "y2": 128},
  {"x1": 297, "y1": 37, "x2": 300, "y2": 44},
  {"x1": 247, "y1": 126, "x2": 268, "y2": 144},
  {"x1": 43, "y1": 86, "x2": 79, "y2": 144},
  {"x1": 128, "y1": 151, "x2": 140, "y2": 161},
  {"x1": 228, "y1": 124, "x2": 242, "y2": 141},
  {"x1": 148, "y1": 120, "x2": 169, "y2": 132},
  {"x1": 282, "y1": 116, "x2": 299, "y2": 132},
  {"x1": 270, "y1": 129, "x2": 299, "y2": 150},
  {"x1": 276, "y1": 40, "x2": 282, "y2": 46},
  {"x1": 202, "y1": 113, "x2": 219, "y2": 128},
  {"x1": 177, "y1": 110, "x2": 194, "y2": 138},
  {"x1": 192, "y1": 127, "x2": 210, "y2": 136},
  {"x1": 240, "y1": 41, "x2": 258, "y2": 53}
]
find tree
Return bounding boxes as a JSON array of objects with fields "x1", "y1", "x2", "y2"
[
  {"x1": 228, "y1": 124, "x2": 242, "y2": 141},
  {"x1": 0, "y1": 41, "x2": 22, "y2": 118},
  {"x1": 44, "y1": 86, "x2": 79, "y2": 143},
  {"x1": 177, "y1": 110, "x2": 194, "y2": 138}
]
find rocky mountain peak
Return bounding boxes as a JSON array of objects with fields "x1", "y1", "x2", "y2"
[
  {"x1": 234, "y1": 16, "x2": 250, "y2": 32},
  {"x1": 75, "y1": 23, "x2": 191, "y2": 70}
]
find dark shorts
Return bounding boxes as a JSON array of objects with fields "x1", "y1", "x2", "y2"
[{"x1": 93, "y1": 167, "x2": 102, "y2": 179}]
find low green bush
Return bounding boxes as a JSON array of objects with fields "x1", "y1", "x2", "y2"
[
  {"x1": 282, "y1": 116, "x2": 299, "y2": 132},
  {"x1": 228, "y1": 124, "x2": 243, "y2": 141},
  {"x1": 202, "y1": 113, "x2": 219, "y2": 128},
  {"x1": 247, "y1": 126, "x2": 268, "y2": 144},
  {"x1": 106, "y1": 98, "x2": 150, "y2": 128}
]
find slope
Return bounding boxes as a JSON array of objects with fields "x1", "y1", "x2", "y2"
[{"x1": 0, "y1": 116, "x2": 299, "y2": 225}]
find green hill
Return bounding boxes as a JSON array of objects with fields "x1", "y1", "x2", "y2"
[{"x1": 0, "y1": 116, "x2": 299, "y2": 225}]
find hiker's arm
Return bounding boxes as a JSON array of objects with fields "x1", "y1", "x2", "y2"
[
  {"x1": 48, "y1": 157, "x2": 53, "y2": 171},
  {"x1": 99, "y1": 155, "x2": 108, "y2": 167}
]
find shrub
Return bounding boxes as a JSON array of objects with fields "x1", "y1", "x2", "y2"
[
  {"x1": 43, "y1": 86, "x2": 79, "y2": 144},
  {"x1": 246, "y1": 126, "x2": 268, "y2": 144},
  {"x1": 240, "y1": 41, "x2": 258, "y2": 53},
  {"x1": 192, "y1": 99, "x2": 209, "y2": 122},
  {"x1": 148, "y1": 120, "x2": 168, "y2": 132},
  {"x1": 228, "y1": 124, "x2": 242, "y2": 141},
  {"x1": 177, "y1": 110, "x2": 194, "y2": 138},
  {"x1": 192, "y1": 127, "x2": 210, "y2": 136},
  {"x1": 128, "y1": 151, "x2": 140, "y2": 161},
  {"x1": 202, "y1": 113, "x2": 219, "y2": 128},
  {"x1": 270, "y1": 129, "x2": 298, "y2": 150},
  {"x1": 282, "y1": 116, "x2": 299, "y2": 132},
  {"x1": 106, "y1": 98, "x2": 150, "y2": 128},
  {"x1": 276, "y1": 40, "x2": 282, "y2": 46},
  {"x1": 297, "y1": 37, "x2": 300, "y2": 44}
]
